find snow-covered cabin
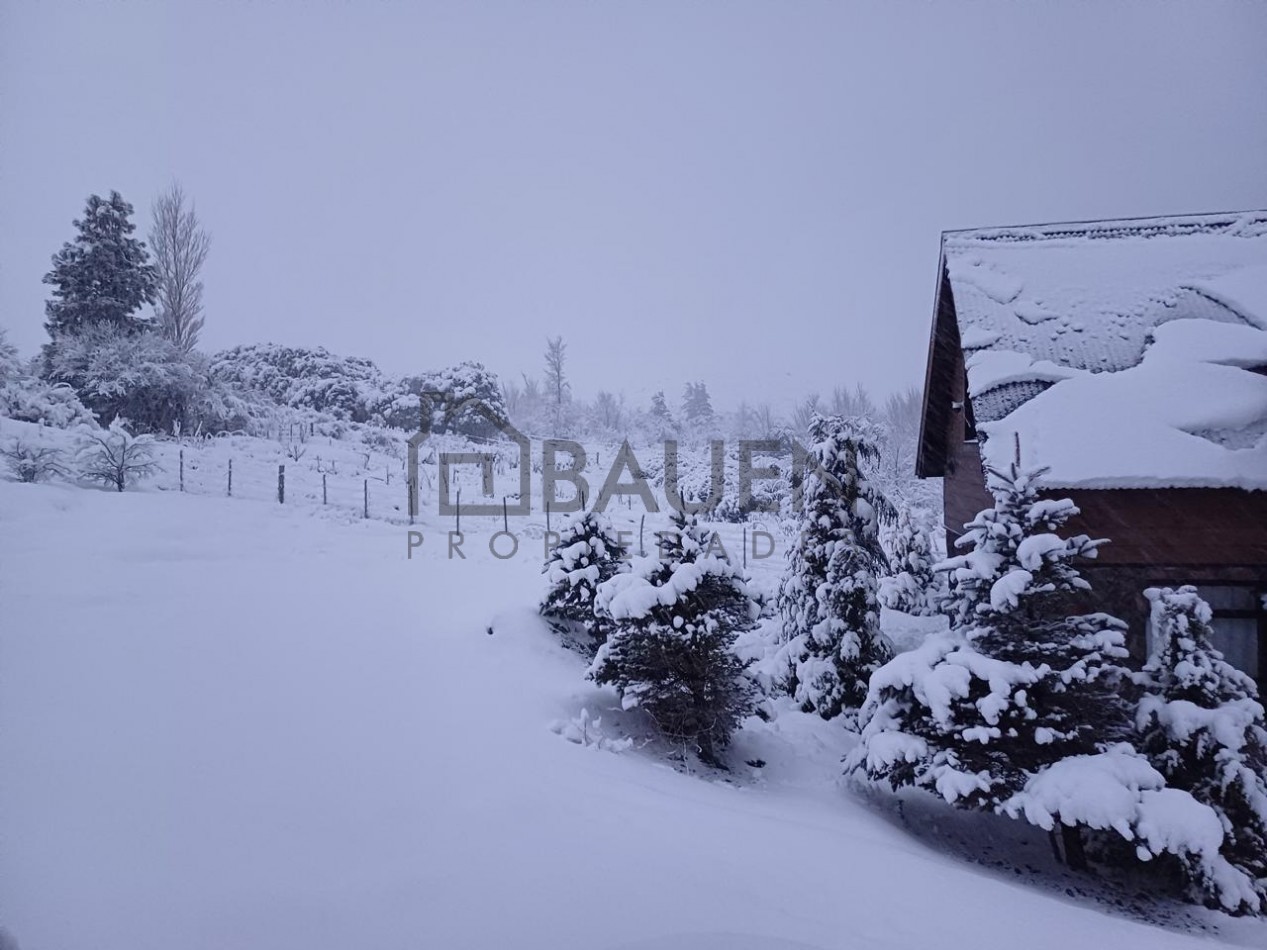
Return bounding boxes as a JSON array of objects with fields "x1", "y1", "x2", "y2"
[{"x1": 916, "y1": 211, "x2": 1267, "y2": 682}]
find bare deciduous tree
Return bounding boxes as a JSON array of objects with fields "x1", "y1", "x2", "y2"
[
  {"x1": 2, "y1": 440, "x2": 67, "y2": 483},
  {"x1": 830, "y1": 383, "x2": 875, "y2": 420},
  {"x1": 76, "y1": 421, "x2": 160, "y2": 491},
  {"x1": 790, "y1": 393, "x2": 821, "y2": 435},
  {"x1": 150, "y1": 183, "x2": 210, "y2": 352},
  {"x1": 543, "y1": 335, "x2": 570, "y2": 433},
  {"x1": 594, "y1": 390, "x2": 621, "y2": 431},
  {"x1": 753, "y1": 402, "x2": 782, "y2": 441}
]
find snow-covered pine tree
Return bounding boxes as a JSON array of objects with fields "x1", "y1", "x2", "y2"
[
  {"x1": 681, "y1": 382, "x2": 714, "y2": 429},
  {"x1": 878, "y1": 505, "x2": 943, "y2": 616},
  {"x1": 590, "y1": 510, "x2": 758, "y2": 765},
  {"x1": 1136, "y1": 586, "x2": 1267, "y2": 909},
  {"x1": 648, "y1": 390, "x2": 676, "y2": 440},
  {"x1": 43, "y1": 192, "x2": 157, "y2": 340},
  {"x1": 777, "y1": 413, "x2": 895, "y2": 719},
  {"x1": 0, "y1": 327, "x2": 19, "y2": 383},
  {"x1": 540, "y1": 510, "x2": 629, "y2": 652},
  {"x1": 851, "y1": 462, "x2": 1132, "y2": 812}
]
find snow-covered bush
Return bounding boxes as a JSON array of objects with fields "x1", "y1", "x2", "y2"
[
  {"x1": 1, "y1": 378, "x2": 97, "y2": 429},
  {"x1": 540, "y1": 510, "x2": 629, "y2": 652},
  {"x1": 210, "y1": 343, "x2": 395, "y2": 424},
  {"x1": 75, "y1": 419, "x2": 160, "y2": 491},
  {"x1": 548, "y1": 707, "x2": 634, "y2": 753},
  {"x1": 404, "y1": 361, "x2": 509, "y2": 439},
  {"x1": 1135, "y1": 586, "x2": 1267, "y2": 911},
  {"x1": 850, "y1": 463, "x2": 1132, "y2": 812},
  {"x1": 2, "y1": 439, "x2": 67, "y2": 483},
  {"x1": 879, "y1": 505, "x2": 943, "y2": 616},
  {"x1": 0, "y1": 326, "x2": 98, "y2": 429},
  {"x1": 777, "y1": 414, "x2": 895, "y2": 719},
  {"x1": 590, "y1": 511, "x2": 758, "y2": 765},
  {"x1": 1003, "y1": 743, "x2": 1261, "y2": 914},
  {"x1": 45, "y1": 325, "x2": 253, "y2": 434}
]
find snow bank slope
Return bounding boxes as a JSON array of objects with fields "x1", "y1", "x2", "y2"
[{"x1": 0, "y1": 482, "x2": 1263, "y2": 950}]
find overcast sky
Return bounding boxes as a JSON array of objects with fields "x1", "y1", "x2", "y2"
[{"x1": 2, "y1": 1, "x2": 1266, "y2": 411}]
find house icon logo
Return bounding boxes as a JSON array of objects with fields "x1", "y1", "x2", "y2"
[{"x1": 406, "y1": 391, "x2": 531, "y2": 520}]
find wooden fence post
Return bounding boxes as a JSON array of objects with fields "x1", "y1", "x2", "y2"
[
  {"x1": 179, "y1": 449, "x2": 184, "y2": 492},
  {"x1": 228, "y1": 458, "x2": 233, "y2": 497},
  {"x1": 323, "y1": 473, "x2": 328, "y2": 505},
  {"x1": 278, "y1": 464, "x2": 285, "y2": 504},
  {"x1": 639, "y1": 514, "x2": 645, "y2": 556},
  {"x1": 363, "y1": 479, "x2": 368, "y2": 519}
]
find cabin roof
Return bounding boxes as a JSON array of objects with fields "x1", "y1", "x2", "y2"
[{"x1": 918, "y1": 211, "x2": 1267, "y2": 490}]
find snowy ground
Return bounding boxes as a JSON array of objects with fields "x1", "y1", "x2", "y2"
[{"x1": 2, "y1": 449, "x2": 1266, "y2": 948}]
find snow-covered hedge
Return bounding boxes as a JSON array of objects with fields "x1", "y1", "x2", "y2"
[{"x1": 210, "y1": 343, "x2": 396, "y2": 424}]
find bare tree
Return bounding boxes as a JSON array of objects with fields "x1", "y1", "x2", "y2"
[
  {"x1": 594, "y1": 390, "x2": 621, "y2": 431},
  {"x1": 76, "y1": 421, "x2": 160, "y2": 491},
  {"x1": 2, "y1": 440, "x2": 67, "y2": 482},
  {"x1": 790, "y1": 393, "x2": 821, "y2": 435},
  {"x1": 543, "y1": 335, "x2": 570, "y2": 433},
  {"x1": 753, "y1": 402, "x2": 782, "y2": 441},
  {"x1": 830, "y1": 383, "x2": 875, "y2": 420},
  {"x1": 150, "y1": 183, "x2": 210, "y2": 352}
]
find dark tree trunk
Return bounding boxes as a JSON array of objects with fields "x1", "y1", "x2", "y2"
[{"x1": 1061, "y1": 824, "x2": 1088, "y2": 871}]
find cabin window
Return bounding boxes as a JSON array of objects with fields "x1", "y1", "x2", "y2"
[
  {"x1": 1147, "y1": 585, "x2": 1264, "y2": 682},
  {"x1": 1202, "y1": 586, "x2": 1264, "y2": 682}
]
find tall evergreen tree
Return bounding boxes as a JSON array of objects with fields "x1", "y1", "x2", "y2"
[
  {"x1": 1136, "y1": 586, "x2": 1267, "y2": 908},
  {"x1": 43, "y1": 192, "x2": 157, "y2": 342},
  {"x1": 681, "y1": 381, "x2": 714, "y2": 428},
  {"x1": 879, "y1": 505, "x2": 943, "y2": 616},
  {"x1": 778, "y1": 414, "x2": 895, "y2": 719},
  {"x1": 590, "y1": 511, "x2": 757, "y2": 765},
  {"x1": 541, "y1": 510, "x2": 629, "y2": 652},
  {"x1": 649, "y1": 390, "x2": 676, "y2": 438},
  {"x1": 851, "y1": 463, "x2": 1132, "y2": 810}
]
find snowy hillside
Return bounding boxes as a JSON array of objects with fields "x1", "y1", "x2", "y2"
[{"x1": 2, "y1": 443, "x2": 1265, "y2": 949}]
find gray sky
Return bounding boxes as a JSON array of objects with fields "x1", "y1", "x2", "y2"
[{"x1": 3, "y1": 1, "x2": 1266, "y2": 411}]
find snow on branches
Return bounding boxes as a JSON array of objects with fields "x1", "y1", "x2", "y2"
[
  {"x1": 540, "y1": 509, "x2": 629, "y2": 652},
  {"x1": 589, "y1": 511, "x2": 758, "y2": 765},
  {"x1": 777, "y1": 414, "x2": 895, "y2": 719}
]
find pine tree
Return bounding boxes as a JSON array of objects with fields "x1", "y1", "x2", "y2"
[
  {"x1": 681, "y1": 382, "x2": 714, "y2": 429},
  {"x1": 879, "y1": 505, "x2": 943, "y2": 616},
  {"x1": 590, "y1": 511, "x2": 757, "y2": 765},
  {"x1": 649, "y1": 390, "x2": 675, "y2": 438},
  {"x1": 851, "y1": 462, "x2": 1132, "y2": 811},
  {"x1": 778, "y1": 414, "x2": 895, "y2": 719},
  {"x1": 0, "y1": 327, "x2": 20, "y2": 383},
  {"x1": 43, "y1": 192, "x2": 157, "y2": 342},
  {"x1": 541, "y1": 510, "x2": 629, "y2": 652},
  {"x1": 1136, "y1": 586, "x2": 1267, "y2": 909}
]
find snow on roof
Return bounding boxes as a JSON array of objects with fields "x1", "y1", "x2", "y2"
[{"x1": 942, "y1": 211, "x2": 1267, "y2": 490}]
